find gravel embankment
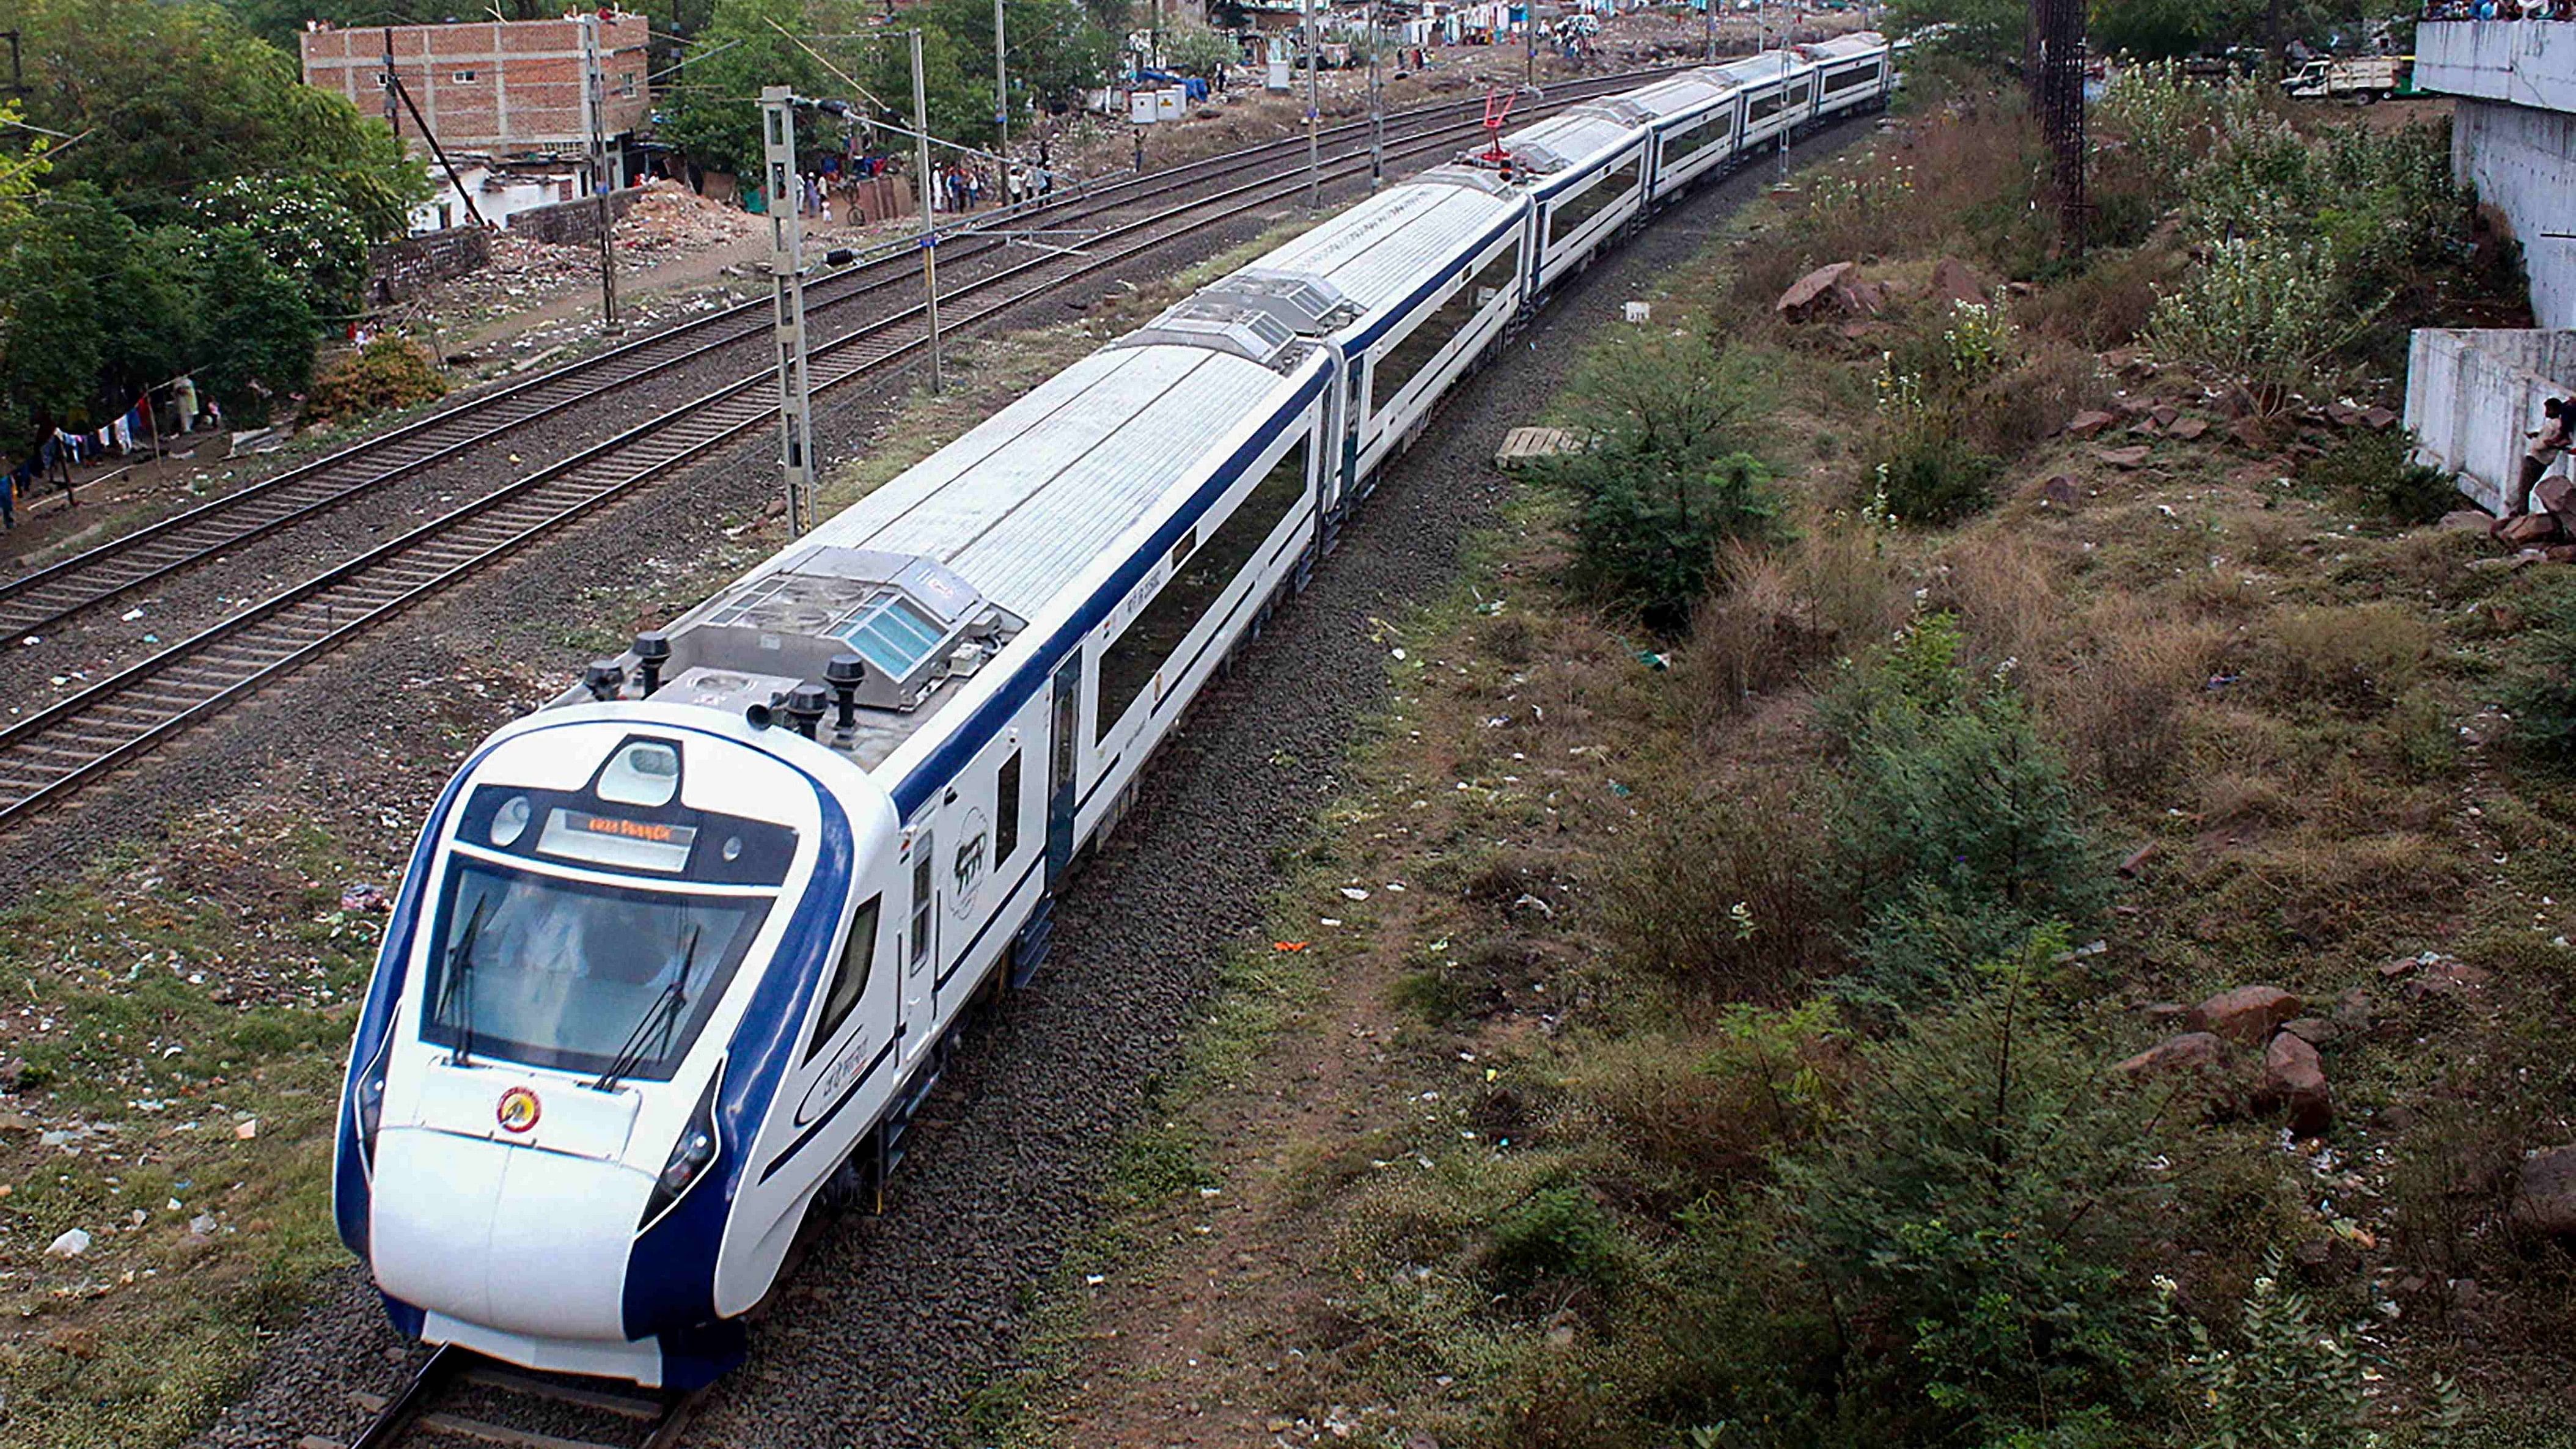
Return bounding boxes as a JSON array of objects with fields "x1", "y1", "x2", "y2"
[{"x1": 180, "y1": 119, "x2": 1873, "y2": 1448}]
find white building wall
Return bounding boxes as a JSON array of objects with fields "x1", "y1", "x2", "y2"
[
  {"x1": 2449, "y1": 100, "x2": 2576, "y2": 330},
  {"x1": 2402, "y1": 328, "x2": 2576, "y2": 512}
]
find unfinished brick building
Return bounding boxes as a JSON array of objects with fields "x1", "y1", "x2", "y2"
[{"x1": 299, "y1": 13, "x2": 651, "y2": 176}]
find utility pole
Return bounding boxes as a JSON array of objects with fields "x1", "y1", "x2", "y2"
[
  {"x1": 993, "y1": 0, "x2": 1010, "y2": 177},
  {"x1": 761, "y1": 86, "x2": 816, "y2": 536},
  {"x1": 914, "y1": 29, "x2": 944, "y2": 394},
  {"x1": 1704, "y1": 0, "x2": 1715, "y2": 62},
  {"x1": 1524, "y1": 2, "x2": 1535, "y2": 89},
  {"x1": 581, "y1": 15, "x2": 622, "y2": 334},
  {"x1": 1368, "y1": 4, "x2": 1383, "y2": 188},
  {"x1": 383, "y1": 28, "x2": 400, "y2": 138},
  {"x1": 1304, "y1": 0, "x2": 1319, "y2": 208}
]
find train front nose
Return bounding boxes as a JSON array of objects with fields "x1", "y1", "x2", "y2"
[{"x1": 367, "y1": 1090, "x2": 655, "y2": 1342}]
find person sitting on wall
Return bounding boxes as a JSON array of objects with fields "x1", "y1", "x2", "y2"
[{"x1": 2499, "y1": 395, "x2": 2576, "y2": 537}]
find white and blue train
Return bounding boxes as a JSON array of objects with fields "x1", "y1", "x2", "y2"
[{"x1": 333, "y1": 38, "x2": 1892, "y2": 1390}]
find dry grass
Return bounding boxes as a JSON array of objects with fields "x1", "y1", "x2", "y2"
[
  {"x1": 1933, "y1": 531, "x2": 2065, "y2": 671},
  {"x1": 2260, "y1": 603, "x2": 2437, "y2": 716},
  {"x1": 1681, "y1": 521, "x2": 1909, "y2": 727},
  {"x1": 2032, "y1": 595, "x2": 2228, "y2": 801}
]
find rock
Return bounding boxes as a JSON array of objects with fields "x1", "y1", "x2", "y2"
[
  {"x1": 2439, "y1": 509, "x2": 2494, "y2": 533},
  {"x1": 2114, "y1": 1030, "x2": 2229, "y2": 1080},
  {"x1": 2118, "y1": 842, "x2": 2157, "y2": 876},
  {"x1": 2281, "y1": 1016, "x2": 2338, "y2": 1047},
  {"x1": 2039, "y1": 474, "x2": 2081, "y2": 507},
  {"x1": 2151, "y1": 405, "x2": 2181, "y2": 428},
  {"x1": 2512, "y1": 1145, "x2": 2576, "y2": 1236},
  {"x1": 46, "y1": 1326, "x2": 100, "y2": 1360},
  {"x1": 2137, "y1": 1001, "x2": 2192, "y2": 1024},
  {"x1": 2093, "y1": 444, "x2": 2153, "y2": 469},
  {"x1": 2127, "y1": 420, "x2": 2162, "y2": 438},
  {"x1": 2331, "y1": 987, "x2": 2374, "y2": 1035},
  {"x1": 187, "y1": 1212, "x2": 218, "y2": 1239},
  {"x1": 45, "y1": 1228, "x2": 90, "y2": 1258},
  {"x1": 2361, "y1": 406, "x2": 2398, "y2": 430},
  {"x1": 2261, "y1": 1031, "x2": 2333, "y2": 1134},
  {"x1": 1929, "y1": 256, "x2": 1991, "y2": 307},
  {"x1": 0, "y1": 1056, "x2": 25, "y2": 1093},
  {"x1": 2380, "y1": 1103, "x2": 2416, "y2": 1132},
  {"x1": 2065, "y1": 409, "x2": 2119, "y2": 438},
  {"x1": 2229, "y1": 416, "x2": 2274, "y2": 450},
  {"x1": 2539, "y1": 475, "x2": 2576, "y2": 521},
  {"x1": 0, "y1": 1111, "x2": 31, "y2": 1134},
  {"x1": 2168, "y1": 416, "x2": 2210, "y2": 441},
  {"x1": 2189, "y1": 985, "x2": 2303, "y2": 1044},
  {"x1": 1777, "y1": 261, "x2": 1859, "y2": 321},
  {"x1": 2547, "y1": 545, "x2": 2576, "y2": 565},
  {"x1": 2500, "y1": 512, "x2": 2559, "y2": 546}
]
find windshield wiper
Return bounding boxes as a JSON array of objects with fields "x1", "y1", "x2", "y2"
[
  {"x1": 591, "y1": 923, "x2": 701, "y2": 1093},
  {"x1": 439, "y1": 893, "x2": 493, "y2": 1066}
]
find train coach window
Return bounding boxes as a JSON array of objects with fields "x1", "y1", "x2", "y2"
[
  {"x1": 1788, "y1": 83, "x2": 1811, "y2": 109},
  {"x1": 1663, "y1": 109, "x2": 1731, "y2": 166},
  {"x1": 995, "y1": 751, "x2": 1022, "y2": 864},
  {"x1": 1546, "y1": 160, "x2": 1639, "y2": 251},
  {"x1": 909, "y1": 842, "x2": 934, "y2": 971},
  {"x1": 1371, "y1": 240, "x2": 1520, "y2": 414},
  {"x1": 1095, "y1": 438, "x2": 1311, "y2": 743},
  {"x1": 805, "y1": 895, "x2": 881, "y2": 1063},
  {"x1": 1748, "y1": 90, "x2": 1783, "y2": 122},
  {"x1": 1824, "y1": 64, "x2": 1875, "y2": 94}
]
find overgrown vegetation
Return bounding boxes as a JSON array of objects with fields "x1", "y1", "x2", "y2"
[
  {"x1": 299, "y1": 338, "x2": 449, "y2": 427},
  {"x1": 1039, "y1": 59, "x2": 2576, "y2": 1449}
]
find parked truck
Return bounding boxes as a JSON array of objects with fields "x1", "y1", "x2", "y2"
[{"x1": 2283, "y1": 54, "x2": 2413, "y2": 100}]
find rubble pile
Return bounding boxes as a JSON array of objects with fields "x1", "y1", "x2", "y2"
[{"x1": 615, "y1": 178, "x2": 761, "y2": 260}]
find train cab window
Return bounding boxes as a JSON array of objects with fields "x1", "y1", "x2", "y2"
[
  {"x1": 1546, "y1": 160, "x2": 1640, "y2": 250},
  {"x1": 1095, "y1": 438, "x2": 1310, "y2": 742},
  {"x1": 805, "y1": 895, "x2": 881, "y2": 1062},
  {"x1": 1371, "y1": 240, "x2": 1521, "y2": 415},
  {"x1": 995, "y1": 750, "x2": 1022, "y2": 863},
  {"x1": 909, "y1": 840, "x2": 934, "y2": 970}
]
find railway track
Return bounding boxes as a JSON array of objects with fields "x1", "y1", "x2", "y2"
[
  {"x1": 0, "y1": 75, "x2": 1669, "y2": 832},
  {"x1": 0, "y1": 65, "x2": 1682, "y2": 645},
  {"x1": 304, "y1": 1346, "x2": 703, "y2": 1449}
]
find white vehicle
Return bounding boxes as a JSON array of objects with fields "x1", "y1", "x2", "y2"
[
  {"x1": 333, "y1": 38, "x2": 1897, "y2": 1392},
  {"x1": 2283, "y1": 54, "x2": 2411, "y2": 101}
]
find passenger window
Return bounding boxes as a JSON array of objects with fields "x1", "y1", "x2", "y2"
[
  {"x1": 1664, "y1": 109, "x2": 1730, "y2": 165},
  {"x1": 1095, "y1": 438, "x2": 1310, "y2": 741},
  {"x1": 805, "y1": 895, "x2": 881, "y2": 1062},
  {"x1": 995, "y1": 751, "x2": 1022, "y2": 863},
  {"x1": 1370, "y1": 241, "x2": 1519, "y2": 413},
  {"x1": 909, "y1": 840, "x2": 934, "y2": 970},
  {"x1": 1546, "y1": 161, "x2": 1638, "y2": 249}
]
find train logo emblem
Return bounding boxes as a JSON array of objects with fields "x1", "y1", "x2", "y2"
[
  {"x1": 950, "y1": 808, "x2": 990, "y2": 918},
  {"x1": 496, "y1": 1086, "x2": 541, "y2": 1134}
]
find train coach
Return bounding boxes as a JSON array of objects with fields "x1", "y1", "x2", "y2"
[{"x1": 332, "y1": 38, "x2": 1891, "y2": 1393}]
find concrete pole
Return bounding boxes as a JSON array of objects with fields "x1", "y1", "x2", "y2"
[
  {"x1": 1524, "y1": 2, "x2": 1534, "y2": 89},
  {"x1": 1304, "y1": 0, "x2": 1320, "y2": 208},
  {"x1": 1368, "y1": 7, "x2": 1383, "y2": 188},
  {"x1": 1704, "y1": 0, "x2": 1715, "y2": 62},
  {"x1": 994, "y1": 0, "x2": 1010, "y2": 175},
  {"x1": 914, "y1": 30, "x2": 944, "y2": 394},
  {"x1": 581, "y1": 16, "x2": 622, "y2": 334},
  {"x1": 761, "y1": 86, "x2": 815, "y2": 535}
]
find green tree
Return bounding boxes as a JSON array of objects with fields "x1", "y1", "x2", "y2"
[
  {"x1": 0, "y1": 185, "x2": 204, "y2": 426},
  {"x1": 654, "y1": 0, "x2": 837, "y2": 180},
  {"x1": 196, "y1": 226, "x2": 317, "y2": 423},
  {"x1": 920, "y1": 0, "x2": 1120, "y2": 130},
  {"x1": 194, "y1": 174, "x2": 375, "y2": 320}
]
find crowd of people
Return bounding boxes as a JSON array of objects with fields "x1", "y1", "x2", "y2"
[{"x1": 2424, "y1": 0, "x2": 2576, "y2": 20}]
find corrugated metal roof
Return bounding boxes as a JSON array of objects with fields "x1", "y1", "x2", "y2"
[
  {"x1": 793, "y1": 344, "x2": 1298, "y2": 614},
  {"x1": 1502, "y1": 111, "x2": 1640, "y2": 175},
  {"x1": 1709, "y1": 50, "x2": 1810, "y2": 86},
  {"x1": 1252, "y1": 181, "x2": 1522, "y2": 321},
  {"x1": 1804, "y1": 32, "x2": 1889, "y2": 63}
]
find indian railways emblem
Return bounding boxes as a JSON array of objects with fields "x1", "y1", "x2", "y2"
[{"x1": 496, "y1": 1086, "x2": 542, "y2": 1134}]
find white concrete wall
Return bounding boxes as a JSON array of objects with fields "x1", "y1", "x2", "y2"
[
  {"x1": 2450, "y1": 100, "x2": 2576, "y2": 329},
  {"x1": 2404, "y1": 327, "x2": 2576, "y2": 511},
  {"x1": 2417, "y1": 20, "x2": 2576, "y2": 111}
]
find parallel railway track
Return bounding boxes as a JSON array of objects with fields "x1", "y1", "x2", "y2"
[
  {"x1": 0, "y1": 73, "x2": 1674, "y2": 831},
  {"x1": 0, "y1": 67, "x2": 1681, "y2": 644}
]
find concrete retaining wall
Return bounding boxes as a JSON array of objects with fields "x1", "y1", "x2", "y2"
[
  {"x1": 367, "y1": 226, "x2": 491, "y2": 305},
  {"x1": 2404, "y1": 327, "x2": 2576, "y2": 511},
  {"x1": 2418, "y1": 20, "x2": 2576, "y2": 111},
  {"x1": 2451, "y1": 100, "x2": 2576, "y2": 328},
  {"x1": 504, "y1": 188, "x2": 637, "y2": 246}
]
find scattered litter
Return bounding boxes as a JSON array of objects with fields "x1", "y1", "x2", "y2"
[
  {"x1": 340, "y1": 882, "x2": 389, "y2": 913},
  {"x1": 1273, "y1": 941, "x2": 1309, "y2": 953},
  {"x1": 45, "y1": 1229, "x2": 90, "y2": 1258},
  {"x1": 1319, "y1": 917, "x2": 1342, "y2": 928},
  {"x1": 1339, "y1": 887, "x2": 1370, "y2": 901},
  {"x1": 233, "y1": 1118, "x2": 258, "y2": 1141},
  {"x1": 119, "y1": 608, "x2": 144, "y2": 622}
]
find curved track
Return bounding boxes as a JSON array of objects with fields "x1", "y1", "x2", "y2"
[
  {"x1": 0, "y1": 68, "x2": 1681, "y2": 644},
  {"x1": 309, "y1": 1344, "x2": 703, "y2": 1449},
  {"x1": 0, "y1": 73, "x2": 1677, "y2": 831}
]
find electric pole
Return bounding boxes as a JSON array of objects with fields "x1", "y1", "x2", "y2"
[
  {"x1": 994, "y1": 0, "x2": 1010, "y2": 180},
  {"x1": 383, "y1": 29, "x2": 399, "y2": 137},
  {"x1": 914, "y1": 29, "x2": 944, "y2": 394},
  {"x1": 1704, "y1": 0, "x2": 1715, "y2": 62},
  {"x1": 1368, "y1": 4, "x2": 1383, "y2": 188},
  {"x1": 1304, "y1": 0, "x2": 1319, "y2": 208},
  {"x1": 1524, "y1": 2, "x2": 1535, "y2": 90},
  {"x1": 761, "y1": 86, "x2": 815, "y2": 535},
  {"x1": 581, "y1": 15, "x2": 622, "y2": 334}
]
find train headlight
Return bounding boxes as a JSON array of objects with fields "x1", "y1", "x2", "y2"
[
  {"x1": 353, "y1": 1035, "x2": 394, "y2": 1177},
  {"x1": 640, "y1": 1062, "x2": 725, "y2": 1230}
]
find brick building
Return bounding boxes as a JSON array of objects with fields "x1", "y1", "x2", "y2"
[{"x1": 299, "y1": 13, "x2": 650, "y2": 177}]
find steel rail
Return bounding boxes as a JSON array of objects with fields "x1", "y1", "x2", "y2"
[
  {"x1": 321, "y1": 1344, "x2": 706, "y2": 1449},
  {"x1": 0, "y1": 67, "x2": 1683, "y2": 642},
  {"x1": 0, "y1": 81, "x2": 1685, "y2": 830}
]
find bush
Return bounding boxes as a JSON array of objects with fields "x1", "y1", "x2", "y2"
[
  {"x1": 1484, "y1": 1184, "x2": 1624, "y2": 1293},
  {"x1": 1596, "y1": 779, "x2": 1841, "y2": 1001},
  {"x1": 1823, "y1": 617, "x2": 2108, "y2": 1006},
  {"x1": 2017, "y1": 245, "x2": 2182, "y2": 351},
  {"x1": 1533, "y1": 334, "x2": 1782, "y2": 631},
  {"x1": 2145, "y1": 233, "x2": 2367, "y2": 406},
  {"x1": 2299, "y1": 430, "x2": 2459, "y2": 526},
  {"x1": 1774, "y1": 937, "x2": 2181, "y2": 1444},
  {"x1": 2156, "y1": 1255, "x2": 2462, "y2": 1448},
  {"x1": 2503, "y1": 586, "x2": 2576, "y2": 770},
  {"x1": 2262, "y1": 604, "x2": 2432, "y2": 717},
  {"x1": 301, "y1": 337, "x2": 448, "y2": 425}
]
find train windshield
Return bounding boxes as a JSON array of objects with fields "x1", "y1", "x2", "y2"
[{"x1": 418, "y1": 857, "x2": 773, "y2": 1081}]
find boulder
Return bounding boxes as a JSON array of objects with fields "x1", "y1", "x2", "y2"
[
  {"x1": 1929, "y1": 256, "x2": 1991, "y2": 307},
  {"x1": 2168, "y1": 416, "x2": 2210, "y2": 442},
  {"x1": 2114, "y1": 1030, "x2": 2229, "y2": 1080},
  {"x1": 2440, "y1": 510, "x2": 2495, "y2": 534},
  {"x1": 2039, "y1": 474, "x2": 2081, "y2": 507},
  {"x1": 2189, "y1": 985, "x2": 2303, "y2": 1044},
  {"x1": 2229, "y1": 416, "x2": 2275, "y2": 451},
  {"x1": 2360, "y1": 406, "x2": 2397, "y2": 430},
  {"x1": 2064, "y1": 409, "x2": 2119, "y2": 438},
  {"x1": 2280, "y1": 1016, "x2": 2339, "y2": 1047},
  {"x1": 1777, "y1": 262, "x2": 1859, "y2": 322},
  {"x1": 2093, "y1": 444, "x2": 2153, "y2": 469},
  {"x1": 2500, "y1": 512, "x2": 2560, "y2": 546},
  {"x1": 2261, "y1": 1031, "x2": 2333, "y2": 1134},
  {"x1": 2511, "y1": 1145, "x2": 2576, "y2": 1236},
  {"x1": 2332, "y1": 988, "x2": 2374, "y2": 1035}
]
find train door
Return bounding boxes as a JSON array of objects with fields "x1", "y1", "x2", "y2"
[
  {"x1": 900, "y1": 818, "x2": 936, "y2": 1059},
  {"x1": 1337, "y1": 354, "x2": 1365, "y2": 511},
  {"x1": 1044, "y1": 655, "x2": 1082, "y2": 888}
]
